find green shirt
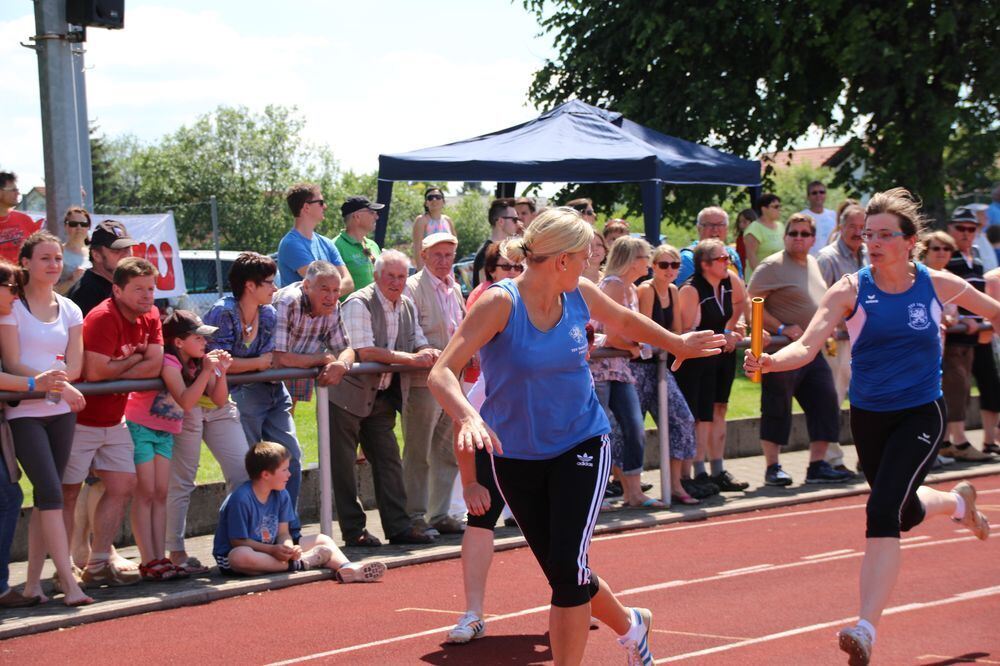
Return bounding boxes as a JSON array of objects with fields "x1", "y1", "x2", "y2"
[
  {"x1": 333, "y1": 232, "x2": 381, "y2": 298},
  {"x1": 744, "y1": 220, "x2": 785, "y2": 280}
]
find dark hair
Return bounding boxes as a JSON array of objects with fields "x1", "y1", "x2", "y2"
[
  {"x1": 488, "y1": 198, "x2": 516, "y2": 226},
  {"x1": 63, "y1": 206, "x2": 92, "y2": 246},
  {"x1": 806, "y1": 180, "x2": 825, "y2": 193},
  {"x1": 113, "y1": 256, "x2": 157, "y2": 288},
  {"x1": 18, "y1": 232, "x2": 63, "y2": 285},
  {"x1": 987, "y1": 225, "x2": 1000, "y2": 245},
  {"x1": 285, "y1": 182, "x2": 319, "y2": 217},
  {"x1": 692, "y1": 238, "x2": 725, "y2": 276},
  {"x1": 0, "y1": 172, "x2": 16, "y2": 188},
  {"x1": 423, "y1": 187, "x2": 444, "y2": 214},
  {"x1": 757, "y1": 193, "x2": 781, "y2": 212},
  {"x1": 0, "y1": 259, "x2": 23, "y2": 297},
  {"x1": 163, "y1": 310, "x2": 204, "y2": 385},
  {"x1": 246, "y1": 441, "x2": 291, "y2": 480},
  {"x1": 229, "y1": 252, "x2": 277, "y2": 299},
  {"x1": 514, "y1": 197, "x2": 536, "y2": 213},
  {"x1": 565, "y1": 197, "x2": 593, "y2": 213},
  {"x1": 482, "y1": 242, "x2": 502, "y2": 282}
]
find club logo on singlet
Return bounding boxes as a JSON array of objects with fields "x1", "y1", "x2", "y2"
[
  {"x1": 570, "y1": 325, "x2": 585, "y2": 344},
  {"x1": 907, "y1": 302, "x2": 930, "y2": 330},
  {"x1": 576, "y1": 453, "x2": 594, "y2": 467}
]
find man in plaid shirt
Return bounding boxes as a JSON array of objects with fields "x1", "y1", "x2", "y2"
[{"x1": 273, "y1": 261, "x2": 355, "y2": 405}]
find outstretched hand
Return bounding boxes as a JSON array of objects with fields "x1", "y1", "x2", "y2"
[
  {"x1": 670, "y1": 330, "x2": 726, "y2": 371},
  {"x1": 455, "y1": 414, "x2": 503, "y2": 456}
]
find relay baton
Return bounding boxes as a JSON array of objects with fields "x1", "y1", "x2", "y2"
[{"x1": 750, "y1": 297, "x2": 764, "y2": 384}]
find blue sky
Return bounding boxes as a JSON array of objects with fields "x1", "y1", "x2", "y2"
[{"x1": 2, "y1": 0, "x2": 556, "y2": 189}]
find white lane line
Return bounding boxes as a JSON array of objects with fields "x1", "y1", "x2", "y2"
[
  {"x1": 268, "y1": 534, "x2": 984, "y2": 664},
  {"x1": 900, "y1": 536, "x2": 930, "y2": 544},
  {"x1": 652, "y1": 629, "x2": 751, "y2": 641},
  {"x1": 718, "y1": 564, "x2": 773, "y2": 575},
  {"x1": 801, "y1": 549, "x2": 854, "y2": 560},
  {"x1": 655, "y1": 585, "x2": 1000, "y2": 663}
]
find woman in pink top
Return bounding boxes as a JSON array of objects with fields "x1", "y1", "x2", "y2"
[
  {"x1": 464, "y1": 243, "x2": 523, "y2": 383},
  {"x1": 412, "y1": 188, "x2": 456, "y2": 269}
]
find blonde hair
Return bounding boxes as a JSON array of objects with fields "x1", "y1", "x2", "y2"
[
  {"x1": 865, "y1": 187, "x2": 929, "y2": 237},
  {"x1": 502, "y1": 206, "x2": 593, "y2": 264},
  {"x1": 917, "y1": 230, "x2": 957, "y2": 260},
  {"x1": 651, "y1": 243, "x2": 680, "y2": 263},
  {"x1": 604, "y1": 236, "x2": 652, "y2": 277}
]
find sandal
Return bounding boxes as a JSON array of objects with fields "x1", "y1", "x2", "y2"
[
  {"x1": 163, "y1": 559, "x2": 189, "y2": 579},
  {"x1": 344, "y1": 530, "x2": 383, "y2": 548},
  {"x1": 140, "y1": 559, "x2": 179, "y2": 582},
  {"x1": 599, "y1": 499, "x2": 622, "y2": 513},
  {"x1": 172, "y1": 557, "x2": 211, "y2": 576},
  {"x1": 671, "y1": 493, "x2": 701, "y2": 506},
  {"x1": 626, "y1": 497, "x2": 667, "y2": 509}
]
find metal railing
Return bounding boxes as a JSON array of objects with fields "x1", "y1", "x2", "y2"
[{"x1": 0, "y1": 321, "x2": 988, "y2": 534}]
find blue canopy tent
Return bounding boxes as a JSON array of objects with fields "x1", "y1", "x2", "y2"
[{"x1": 375, "y1": 100, "x2": 761, "y2": 247}]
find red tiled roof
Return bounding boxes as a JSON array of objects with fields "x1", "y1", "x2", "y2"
[{"x1": 759, "y1": 146, "x2": 843, "y2": 173}]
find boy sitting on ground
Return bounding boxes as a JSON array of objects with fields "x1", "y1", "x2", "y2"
[{"x1": 213, "y1": 441, "x2": 386, "y2": 583}]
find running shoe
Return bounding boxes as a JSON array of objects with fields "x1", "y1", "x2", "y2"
[
  {"x1": 983, "y1": 442, "x2": 1000, "y2": 455},
  {"x1": 837, "y1": 625, "x2": 872, "y2": 665},
  {"x1": 336, "y1": 560, "x2": 386, "y2": 583},
  {"x1": 692, "y1": 473, "x2": 721, "y2": 495},
  {"x1": 710, "y1": 470, "x2": 749, "y2": 492},
  {"x1": 805, "y1": 460, "x2": 854, "y2": 484},
  {"x1": 619, "y1": 607, "x2": 654, "y2": 666},
  {"x1": 952, "y1": 481, "x2": 990, "y2": 540},
  {"x1": 446, "y1": 612, "x2": 486, "y2": 644},
  {"x1": 301, "y1": 545, "x2": 334, "y2": 570},
  {"x1": 681, "y1": 477, "x2": 715, "y2": 499},
  {"x1": 764, "y1": 463, "x2": 793, "y2": 487},
  {"x1": 949, "y1": 442, "x2": 992, "y2": 462}
]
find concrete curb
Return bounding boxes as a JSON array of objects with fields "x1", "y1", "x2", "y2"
[{"x1": 2, "y1": 464, "x2": 995, "y2": 641}]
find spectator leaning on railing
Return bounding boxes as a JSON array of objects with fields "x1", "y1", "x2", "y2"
[
  {"x1": 204, "y1": 252, "x2": 308, "y2": 543},
  {"x1": 64, "y1": 256, "x2": 164, "y2": 589},
  {"x1": 403, "y1": 232, "x2": 467, "y2": 537},
  {"x1": 328, "y1": 249, "x2": 439, "y2": 547}
]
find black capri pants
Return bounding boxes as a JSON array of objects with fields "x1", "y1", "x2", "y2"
[
  {"x1": 972, "y1": 343, "x2": 1000, "y2": 413},
  {"x1": 673, "y1": 351, "x2": 737, "y2": 422},
  {"x1": 760, "y1": 354, "x2": 840, "y2": 447},
  {"x1": 466, "y1": 447, "x2": 506, "y2": 531},
  {"x1": 10, "y1": 412, "x2": 77, "y2": 510},
  {"x1": 850, "y1": 397, "x2": 945, "y2": 539},
  {"x1": 491, "y1": 435, "x2": 608, "y2": 607}
]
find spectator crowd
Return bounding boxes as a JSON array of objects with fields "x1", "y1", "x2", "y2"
[{"x1": 0, "y1": 168, "x2": 998, "y2": 611}]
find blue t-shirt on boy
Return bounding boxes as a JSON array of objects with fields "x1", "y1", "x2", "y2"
[{"x1": 212, "y1": 481, "x2": 296, "y2": 568}]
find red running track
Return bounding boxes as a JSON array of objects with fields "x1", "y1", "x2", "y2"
[{"x1": 4, "y1": 475, "x2": 999, "y2": 665}]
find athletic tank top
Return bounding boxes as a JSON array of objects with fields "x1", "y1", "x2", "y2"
[
  {"x1": 424, "y1": 216, "x2": 451, "y2": 235},
  {"x1": 636, "y1": 285, "x2": 673, "y2": 365},
  {"x1": 480, "y1": 279, "x2": 610, "y2": 460},
  {"x1": 689, "y1": 273, "x2": 732, "y2": 333},
  {"x1": 846, "y1": 263, "x2": 942, "y2": 411}
]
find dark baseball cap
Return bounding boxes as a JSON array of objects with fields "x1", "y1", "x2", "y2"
[
  {"x1": 91, "y1": 220, "x2": 139, "y2": 249},
  {"x1": 162, "y1": 310, "x2": 218, "y2": 340},
  {"x1": 341, "y1": 196, "x2": 385, "y2": 217}
]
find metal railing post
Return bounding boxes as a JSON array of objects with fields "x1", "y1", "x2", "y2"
[
  {"x1": 315, "y1": 385, "x2": 333, "y2": 537},
  {"x1": 657, "y1": 352, "x2": 671, "y2": 507}
]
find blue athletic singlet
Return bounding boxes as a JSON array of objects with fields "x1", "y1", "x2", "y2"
[
  {"x1": 846, "y1": 263, "x2": 942, "y2": 411},
  {"x1": 479, "y1": 279, "x2": 610, "y2": 460}
]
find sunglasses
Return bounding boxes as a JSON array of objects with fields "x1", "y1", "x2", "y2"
[
  {"x1": 709, "y1": 255, "x2": 730, "y2": 264},
  {"x1": 500, "y1": 215, "x2": 519, "y2": 222},
  {"x1": 928, "y1": 245, "x2": 952, "y2": 252},
  {"x1": 425, "y1": 194, "x2": 444, "y2": 201},
  {"x1": 786, "y1": 230, "x2": 815, "y2": 238},
  {"x1": 768, "y1": 203, "x2": 782, "y2": 209},
  {"x1": 0, "y1": 282, "x2": 17, "y2": 294},
  {"x1": 66, "y1": 221, "x2": 90, "y2": 229},
  {"x1": 495, "y1": 263, "x2": 524, "y2": 273},
  {"x1": 306, "y1": 199, "x2": 326, "y2": 206},
  {"x1": 809, "y1": 190, "x2": 826, "y2": 195},
  {"x1": 655, "y1": 261, "x2": 681, "y2": 270},
  {"x1": 951, "y1": 224, "x2": 977, "y2": 234}
]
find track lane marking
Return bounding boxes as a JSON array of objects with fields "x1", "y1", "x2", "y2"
[
  {"x1": 654, "y1": 585, "x2": 1000, "y2": 663},
  {"x1": 801, "y1": 549, "x2": 853, "y2": 560},
  {"x1": 918, "y1": 655, "x2": 1000, "y2": 664},
  {"x1": 717, "y1": 564, "x2": 773, "y2": 575},
  {"x1": 652, "y1": 629, "x2": 751, "y2": 641},
  {"x1": 267, "y1": 534, "x2": 988, "y2": 664},
  {"x1": 900, "y1": 535, "x2": 931, "y2": 543}
]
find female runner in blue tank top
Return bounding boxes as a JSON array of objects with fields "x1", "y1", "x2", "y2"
[
  {"x1": 744, "y1": 188, "x2": 995, "y2": 666},
  {"x1": 428, "y1": 207, "x2": 725, "y2": 666}
]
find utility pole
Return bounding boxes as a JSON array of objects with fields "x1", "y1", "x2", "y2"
[{"x1": 31, "y1": 0, "x2": 89, "y2": 237}]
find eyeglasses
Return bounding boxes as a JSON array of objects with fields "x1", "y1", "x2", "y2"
[
  {"x1": 768, "y1": 203, "x2": 782, "y2": 209},
  {"x1": 709, "y1": 255, "x2": 731, "y2": 264},
  {"x1": 786, "y1": 230, "x2": 815, "y2": 238},
  {"x1": 860, "y1": 230, "x2": 906, "y2": 242},
  {"x1": 1, "y1": 186, "x2": 18, "y2": 193},
  {"x1": 582, "y1": 209, "x2": 596, "y2": 216},
  {"x1": 655, "y1": 261, "x2": 681, "y2": 270},
  {"x1": 928, "y1": 245, "x2": 953, "y2": 252},
  {"x1": 699, "y1": 222, "x2": 727, "y2": 229},
  {"x1": 500, "y1": 215, "x2": 519, "y2": 222},
  {"x1": 0, "y1": 282, "x2": 17, "y2": 294},
  {"x1": 306, "y1": 199, "x2": 326, "y2": 206},
  {"x1": 950, "y1": 224, "x2": 977, "y2": 234},
  {"x1": 495, "y1": 263, "x2": 524, "y2": 273},
  {"x1": 66, "y1": 221, "x2": 90, "y2": 229},
  {"x1": 425, "y1": 194, "x2": 443, "y2": 201},
  {"x1": 261, "y1": 278, "x2": 276, "y2": 286},
  {"x1": 809, "y1": 190, "x2": 826, "y2": 195}
]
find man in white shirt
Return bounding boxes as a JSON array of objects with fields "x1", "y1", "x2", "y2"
[{"x1": 799, "y1": 180, "x2": 837, "y2": 257}]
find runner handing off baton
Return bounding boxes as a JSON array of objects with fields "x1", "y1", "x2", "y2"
[{"x1": 745, "y1": 188, "x2": 993, "y2": 666}]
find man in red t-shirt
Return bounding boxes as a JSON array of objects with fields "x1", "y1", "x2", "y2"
[
  {"x1": 0, "y1": 172, "x2": 43, "y2": 264},
  {"x1": 62, "y1": 256, "x2": 164, "y2": 587}
]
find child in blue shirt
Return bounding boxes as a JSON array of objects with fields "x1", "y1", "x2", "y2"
[{"x1": 213, "y1": 441, "x2": 385, "y2": 583}]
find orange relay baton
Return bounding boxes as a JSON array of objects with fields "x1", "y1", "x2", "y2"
[{"x1": 750, "y1": 297, "x2": 764, "y2": 384}]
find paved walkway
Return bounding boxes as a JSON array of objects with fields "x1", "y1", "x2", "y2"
[{"x1": 2, "y1": 438, "x2": 998, "y2": 640}]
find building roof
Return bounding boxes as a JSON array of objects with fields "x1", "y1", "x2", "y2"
[{"x1": 759, "y1": 146, "x2": 843, "y2": 173}]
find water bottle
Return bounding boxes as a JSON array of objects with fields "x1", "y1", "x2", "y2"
[{"x1": 45, "y1": 354, "x2": 66, "y2": 405}]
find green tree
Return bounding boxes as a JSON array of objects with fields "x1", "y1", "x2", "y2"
[
  {"x1": 446, "y1": 194, "x2": 490, "y2": 259},
  {"x1": 772, "y1": 164, "x2": 851, "y2": 218},
  {"x1": 525, "y1": 0, "x2": 1000, "y2": 221}
]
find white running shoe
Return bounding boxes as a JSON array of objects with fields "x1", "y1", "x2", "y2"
[
  {"x1": 301, "y1": 546, "x2": 334, "y2": 570},
  {"x1": 620, "y1": 607, "x2": 654, "y2": 666},
  {"x1": 838, "y1": 625, "x2": 872, "y2": 665},
  {"x1": 335, "y1": 560, "x2": 386, "y2": 583},
  {"x1": 953, "y1": 481, "x2": 991, "y2": 540},
  {"x1": 446, "y1": 612, "x2": 486, "y2": 644}
]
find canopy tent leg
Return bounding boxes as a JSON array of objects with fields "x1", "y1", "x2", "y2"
[
  {"x1": 495, "y1": 182, "x2": 516, "y2": 199},
  {"x1": 375, "y1": 179, "x2": 395, "y2": 248},
  {"x1": 641, "y1": 181, "x2": 663, "y2": 247}
]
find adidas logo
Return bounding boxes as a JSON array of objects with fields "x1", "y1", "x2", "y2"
[{"x1": 576, "y1": 453, "x2": 594, "y2": 467}]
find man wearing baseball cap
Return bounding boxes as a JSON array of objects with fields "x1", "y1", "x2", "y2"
[
  {"x1": 400, "y1": 231, "x2": 467, "y2": 538},
  {"x1": 334, "y1": 196, "x2": 384, "y2": 296},
  {"x1": 940, "y1": 206, "x2": 997, "y2": 462},
  {"x1": 68, "y1": 220, "x2": 139, "y2": 316},
  {"x1": 277, "y1": 183, "x2": 354, "y2": 296}
]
